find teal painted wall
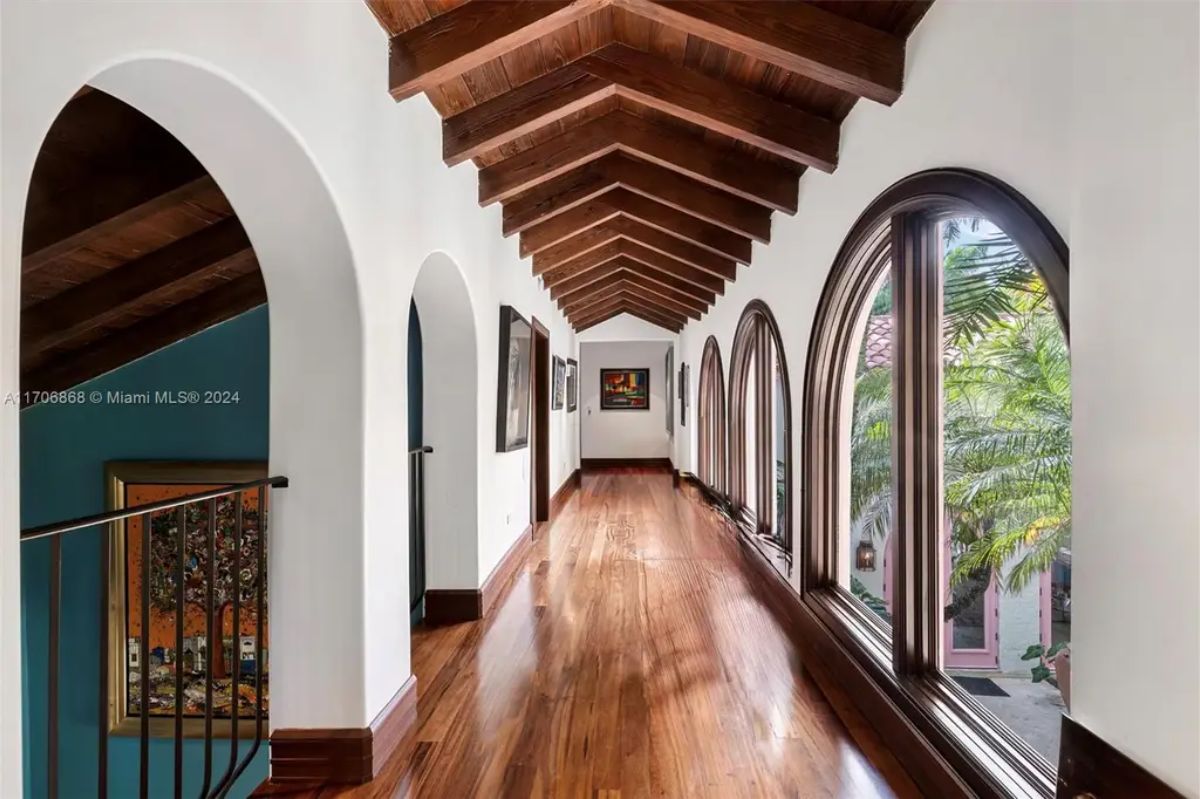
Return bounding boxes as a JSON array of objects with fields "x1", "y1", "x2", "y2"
[{"x1": 20, "y1": 306, "x2": 270, "y2": 799}]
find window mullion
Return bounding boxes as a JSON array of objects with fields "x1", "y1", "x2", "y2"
[{"x1": 890, "y1": 211, "x2": 944, "y2": 675}]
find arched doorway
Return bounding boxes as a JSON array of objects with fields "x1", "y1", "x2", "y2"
[
  {"x1": 5, "y1": 57, "x2": 366, "y2": 795},
  {"x1": 409, "y1": 252, "x2": 479, "y2": 625}
]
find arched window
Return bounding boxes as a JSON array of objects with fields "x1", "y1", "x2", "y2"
[
  {"x1": 697, "y1": 336, "x2": 727, "y2": 496},
  {"x1": 729, "y1": 301, "x2": 792, "y2": 569},
  {"x1": 803, "y1": 169, "x2": 1069, "y2": 790}
]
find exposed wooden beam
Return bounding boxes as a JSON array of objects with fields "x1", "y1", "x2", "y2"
[
  {"x1": 480, "y1": 103, "x2": 807, "y2": 209},
  {"x1": 554, "y1": 267, "x2": 628, "y2": 306},
  {"x1": 541, "y1": 240, "x2": 624, "y2": 287},
  {"x1": 564, "y1": 282, "x2": 702, "y2": 321},
  {"x1": 616, "y1": 267, "x2": 712, "y2": 311},
  {"x1": 580, "y1": 44, "x2": 838, "y2": 170},
  {"x1": 564, "y1": 281, "x2": 632, "y2": 315},
  {"x1": 621, "y1": 304, "x2": 682, "y2": 332},
  {"x1": 550, "y1": 254, "x2": 718, "y2": 306},
  {"x1": 531, "y1": 215, "x2": 736, "y2": 279},
  {"x1": 23, "y1": 273, "x2": 266, "y2": 395},
  {"x1": 504, "y1": 152, "x2": 771, "y2": 241},
  {"x1": 442, "y1": 66, "x2": 615, "y2": 165},
  {"x1": 531, "y1": 221, "x2": 622, "y2": 275},
  {"x1": 22, "y1": 175, "x2": 217, "y2": 275},
  {"x1": 502, "y1": 160, "x2": 613, "y2": 236},
  {"x1": 388, "y1": 0, "x2": 606, "y2": 101},
  {"x1": 615, "y1": 240, "x2": 726, "y2": 294},
  {"x1": 521, "y1": 188, "x2": 752, "y2": 263},
  {"x1": 615, "y1": 295, "x2": 686, "y2": 328},
  {"x1": 571, "y1": 293, "x2": 627, "y2": 326},
  {"x1": 574, "y1": 305, "x2": 625, "y2": 332},
  {"x1": 22, "y1": 218, "x2": 253, "y2": 357},
  {"x1": 614, "y1": 0, "x2": 906, "y2": 105},
  {"x1": 520, "y1": 193, "x2": 623, "y2": 256},
  {"x1": 561, "y1": 272, "x2": 705, "y2": 315},
  {"x1": 605, "y1": 154, "x2": 771, "y2": 242}
]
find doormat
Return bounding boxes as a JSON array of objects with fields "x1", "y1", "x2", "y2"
[{"x1": 952, "y1": 676, "x2": 1009, "y2": 697}]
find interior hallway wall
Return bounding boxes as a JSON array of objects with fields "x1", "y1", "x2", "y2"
[
  {"x1": 0, "y1": 2, "x2": 580, "y2": 790},
  {"x1": 669, "y1": 2, "x2": 1198, "y2": 793},
  {"x1": 579, "y1": 340, "x2": 671, "y2": 461}
]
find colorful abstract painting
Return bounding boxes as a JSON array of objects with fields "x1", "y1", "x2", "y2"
[{"x1": 600, "y1": 368, "x2": 650, "y2": 410}]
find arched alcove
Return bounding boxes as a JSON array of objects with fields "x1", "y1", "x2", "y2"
[
  {"x1": 409, "y1": 252, "x2": 480, "y2": 621},
  {"x1": 4, "y1": 56, "x2": 370, "y2": 798}
]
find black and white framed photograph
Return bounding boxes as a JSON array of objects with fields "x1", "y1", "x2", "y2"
[
  {"x1": 566, "y1": 358, "x2": 578, "y2": 412},
  {"x1": 552, "y1": 355, "x2": 566, "y2": 410}
]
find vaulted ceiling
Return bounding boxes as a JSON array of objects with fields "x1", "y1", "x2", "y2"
[
  {"x1": 20, "y1": 88, "x2": 263, "y2": 396},
  {"x1": 367, "y1": 0, "x2": 931, "y2": 332}
]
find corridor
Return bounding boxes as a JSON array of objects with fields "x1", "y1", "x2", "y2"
[{"x1": 287, "y1": 468, "x2": 916, "y2": 798}]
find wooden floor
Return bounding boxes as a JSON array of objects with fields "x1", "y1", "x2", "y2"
[{"x1": 271, "y1": 467, "x2": 918, "y2": 798}]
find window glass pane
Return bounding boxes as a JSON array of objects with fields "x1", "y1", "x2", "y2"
[
  {"x1": 774, "y1": 359, "x2": 787, "y2": 543},
  {"x1": 844, "y1": 275, "x2": 894, "y2": 626},
  {"x1": 939, "y1": 216, "x2": 1071, "y2": 766},
  {"x1": 744, "y1": 350, "x2": 757, "y2": 522}
]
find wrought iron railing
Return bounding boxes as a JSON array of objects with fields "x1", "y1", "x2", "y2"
[
  {"x1": 20, "y1": 474, "x2": 288, "y2": 799},
  {"x1": 409, "y1": 446, "x2": 432, "y2": 622}
]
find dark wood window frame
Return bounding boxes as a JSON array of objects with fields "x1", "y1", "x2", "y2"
[
  {"x1": 729, "y1": 300, "x2": 793, "y2": 570},
  {"x1": 801, "y1": 168, "x2": 1069, "y2": 797},
  {"x1": 697, "y1": 335, "x2": 727, "y2": 496}
]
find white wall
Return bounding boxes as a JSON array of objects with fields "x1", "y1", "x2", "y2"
[
  {"x1": 670, "y1": 2, "x2": 1198, "y2": 794},
  {"x1": 1068, "y1": 3, "x2": 1199, "y2": 794},
  {"x1": 580, "y1": 341, "x2": 671, "y2": 460},
  {"x1": 0, "y1": 2, "x2": 580, "y2": 790}
]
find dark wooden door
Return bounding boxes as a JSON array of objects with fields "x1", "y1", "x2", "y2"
[{"x1": 531, "y1": 318, "x2": 550, "y2": 528}]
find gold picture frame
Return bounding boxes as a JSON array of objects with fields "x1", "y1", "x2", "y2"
[{"x1": 105, "y1": 460, "x2": 267, "y2": 738}]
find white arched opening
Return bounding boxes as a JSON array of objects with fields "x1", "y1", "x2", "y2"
[
  {"x1": 410, "y1": 252, "x2": 480, "y2": 599},
  {"x1": 2, "y1": 55, "x2": 369, "y2": 794}
]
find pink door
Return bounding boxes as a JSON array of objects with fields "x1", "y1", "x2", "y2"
[{"x1": 943, "y1": 533, "x2": 998, "y2": 670}]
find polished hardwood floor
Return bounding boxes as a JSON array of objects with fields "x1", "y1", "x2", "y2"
[{"x1": 271, "y1": 467, "x2": 918, "y2": 798}]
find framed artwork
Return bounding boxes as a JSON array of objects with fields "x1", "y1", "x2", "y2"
[
  {"x1": 679, "y1": 362, "x2": 689, "y2": 426},
  {"x1": 665, "y1": 346, "x2": 674, "y2": 434},
  {"x1": 552, "y1": 355, "x2": 566, "y2": 410},
  {"x1": 105, "y1": 460, "x2": 268, "y2": 737},
  {"x1": 566, "y1": 358, "x2": 578, "y2": 412},
  {"x1": 600, "y1": 368, "x2": 650, "y2": 410},
  {"x1": 496, "y1": 305, "x2": 532, "y2": 451}
]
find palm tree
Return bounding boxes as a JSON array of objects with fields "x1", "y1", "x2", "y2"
[{"x1": 848, "y1": 221, "x2": 1071, "y2": 616}]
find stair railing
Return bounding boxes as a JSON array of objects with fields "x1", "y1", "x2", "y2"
[{"x1": 20, "y1": 474, "x2": 289, "y2": 799}]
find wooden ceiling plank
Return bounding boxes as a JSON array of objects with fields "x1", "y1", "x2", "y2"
[
  {"x1": 617, "y1": 240, "x2": 725, "y2": 294},
  {"x1": 571, "y1": 278, "x2": 700, "y2": 319},
  {"x1": 479, "y1": 115, "x2": 619, "y2": 204},
  {"x1": 388, "y1": 0, "x2": 606, "y2": 100},
  {"x1": 21, "y1": 217, "x2": 253, "y2": 358},
  {"x1": 605, "y1": 284, "x2": 702, "y2": 320},
  {"x1": 617, "y1": 267, "x2": 711, "y2": 310},
  {"x1": 531, "y1": 220, "x2": 623, "y2": 275},
  {"x1": 552, "y1": 259, "x2": 630, "y2": 302},
  {"x1": 614, "y1": 0, "x2": 906, "y2": 105},
  {"x1": 22, "y1": 175, "x2": 217, "y2": 275},
  {"x1": 574, "y1": 305, "x2": 625, "y2": 332},
  {"x1": 618, "y1": 297, "x2": 685, "y2": 330},
  {"x1": 541, "y1": 240, "x2": 624, "y2": 287},
  {"x1": 611, "y1": 216, "x2": 736, "y2": 280},
  {"x1": 520, "y1": 187, "x2": 751, "y2": 263},
  {"x1": 613, "y1": 259, "x2": 716, "y2": 305},
  {"x1": 442, "y1": 67, "x2": 615, "y2": 164},
  {"x1": 621, "y1": 305, "x2": 682, "y2": 333},
  {"x1": 22, "y1": 272, "x2": 266, "y2": 395},
  {"x1": 563, "y1": 281, "x2": 629, "y2": 314},
  {"x1": 608, "y1": 190, "x2": 751, "y2": 262},
  {"x1": 504, "y1": 152, "x2": 771, "y2": 241},
  {"x1": 520, "y1": 193, "x2": 623, "y2": 255},
  {"x1": 606, "y1": 153, "x2": 771, "y2": 242},
  {"x1": 580, "y1": 43, "x2": 838, "y2": 170},
  {"x1": 502, "y1": 160, "x2": 613, "y2": 236},
  {"x1": 609, "y1": 110, "x2": 798, "y2": 212}
]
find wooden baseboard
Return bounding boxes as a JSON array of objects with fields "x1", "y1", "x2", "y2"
[
  {"x1": 481, "y1": 523, "x2": 534, "y2": 618},
  {"x1": 549, "y1": 468, "x2": 580, "y2": 519},
  {"x1": 424, "y1": 589, "x2": 483, "y2": 626},
  {"x1": 580, "y1": 457, "x2": 673, "y2": 469},
  {"x1": 1058, "y1": 715, "x2": 1183, "y2": 798},
  {"x1": 424, "y1": 471, "x2": 579, "y2": 627},
  {"x1": 263, "y1": 675, "x2": 417, "y2": 788}
]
